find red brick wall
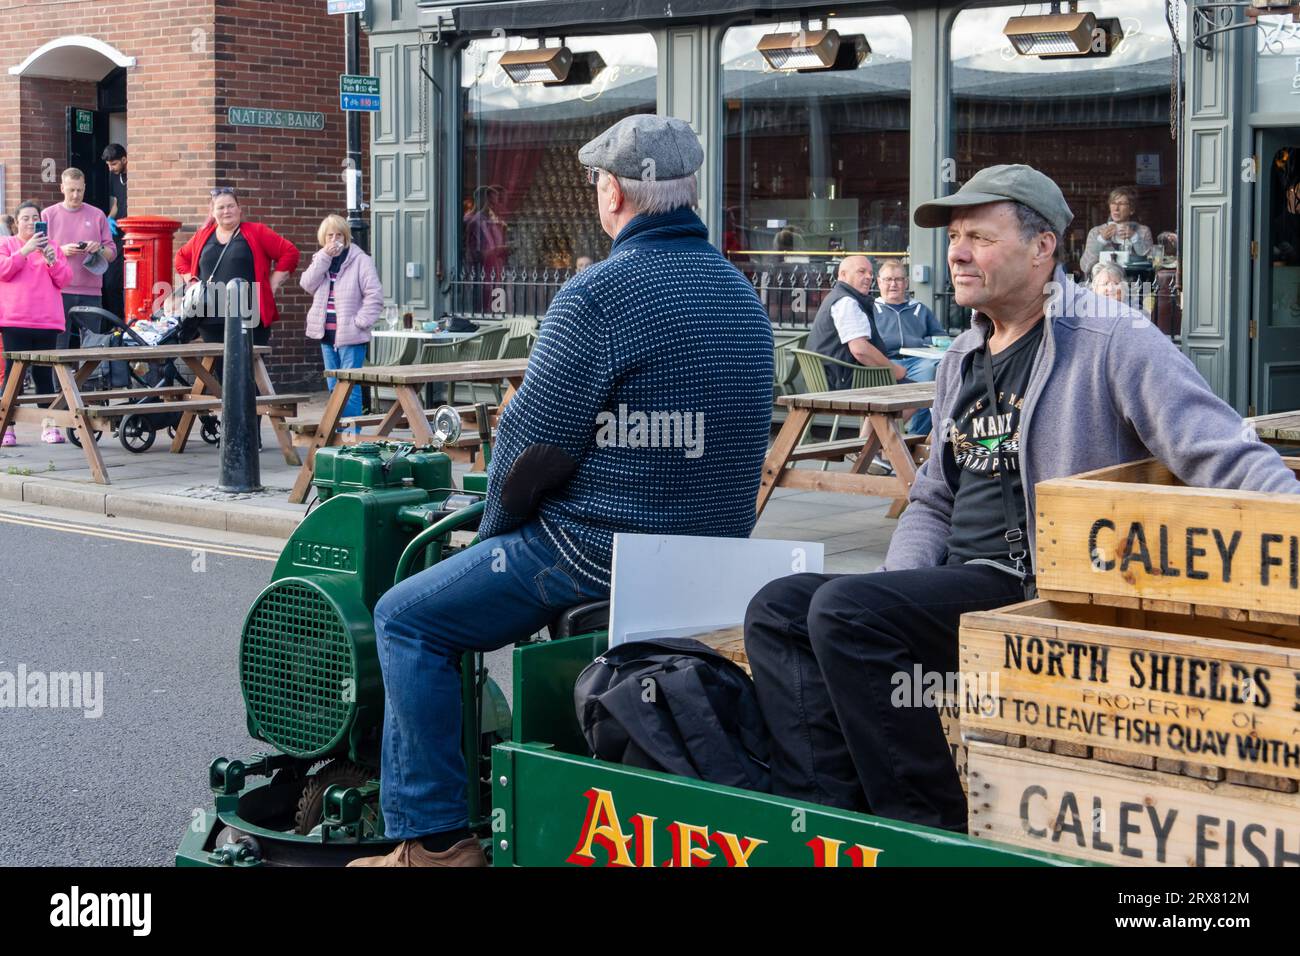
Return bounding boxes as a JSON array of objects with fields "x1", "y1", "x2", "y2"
[
  {"x1": 0, "y1": 0, "x2": 215, "y2": 225},
  {"x1": 212, "y1": 0, "x2": 370, "y2": 389},
  {"x1": 15, "y1": 78, "x2": 99, "y2": 208},
  {"x1": 0, "y1": 0, "x2": 368, "y2": 388}
]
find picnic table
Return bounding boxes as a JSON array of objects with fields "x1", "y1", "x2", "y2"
[
  {"x1": 288, "y1": 358, "x2": 529, "y2": 503},
  {"x1": 0, "y1": 343, "x2": 307, "y2": 483},
  {"x1": 898, "y1": 346, "x2": 948, "y2": 362},
  {"x1": 756, "y1": 381, "x2": 937, "y2": 520},
  {"x1": 1246, "y1": 410, "x2": 1300, "y2": 448}
]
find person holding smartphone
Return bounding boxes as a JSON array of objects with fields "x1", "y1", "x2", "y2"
[
  {"x1": 0, "y1": 201, "x2": 72, "y2": 445},
  {"x1": 41, "y1": 168, "x2": 116, "y2": 349}
]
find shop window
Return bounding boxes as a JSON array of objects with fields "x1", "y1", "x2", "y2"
[
  {"x1": 721, "y1": 14, "x2": 912, "y2": 291},
  {"x1": 949, "y1": 2, "x2": 1180, "y2": 332},
  {"x1": 1255, "y1": 14, "x2": 1300, "y2": 114},
  {"x1": 459, "y1": 33, "x2": 657, "y2": 298}
]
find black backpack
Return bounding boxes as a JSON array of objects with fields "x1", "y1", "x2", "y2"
[{"x1": 574, "y1": 638, "x2": 771, "y2": 793}]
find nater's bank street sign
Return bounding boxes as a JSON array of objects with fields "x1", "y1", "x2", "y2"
[{"x1": 227, "y1": 107, "x2": 326, "y2": 131}]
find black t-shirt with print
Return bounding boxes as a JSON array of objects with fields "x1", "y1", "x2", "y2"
[{"x1": 944, "y1": 319, "x2": 1045, "y2": 568}]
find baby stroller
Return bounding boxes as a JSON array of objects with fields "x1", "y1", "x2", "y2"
[{"x1": 69, "y1": 306, "x2": 221, "y2": 453}]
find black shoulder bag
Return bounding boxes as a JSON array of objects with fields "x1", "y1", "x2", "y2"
[{"x1": 980, "y1": 336, "x2": 1037, "y2": 600}]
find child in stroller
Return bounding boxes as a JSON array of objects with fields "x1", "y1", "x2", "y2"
[{"x1": 69, "y1": 306, "x2": 221, "y2": 452}]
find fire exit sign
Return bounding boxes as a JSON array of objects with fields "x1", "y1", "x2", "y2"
[{"x1": 75, "y1": 110, "x2": 93, "y2": 134}]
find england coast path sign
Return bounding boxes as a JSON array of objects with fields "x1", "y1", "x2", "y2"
[{"x1": 340, "y1": 74, "x2": 381, "y2": 112}]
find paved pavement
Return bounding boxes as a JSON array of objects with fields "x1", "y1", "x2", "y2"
[
  {"x1": 0, "y1": 505, "x2": 518, "y2": 866},
  {"x1": 0, "y1": 392, "x2": 899, "y2": 572}
]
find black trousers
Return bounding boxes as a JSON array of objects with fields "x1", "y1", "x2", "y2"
[
  {"x1": 59, "y1": 293, "x2": 101, "y2": 350},
  {"x1": 1, "y1": 327, "x2": 58, "y2": 397},
  {"x1": 743, "y1": 563, "x2": 1025, "y2": 832}
]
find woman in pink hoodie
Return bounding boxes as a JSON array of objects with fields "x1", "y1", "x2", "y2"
[
  {"x1": 301, "y1": 215, "x2": 383, "y2": 426},
  {"x1": 0, "y1": 201, "x2": 73, "y2": 445}
]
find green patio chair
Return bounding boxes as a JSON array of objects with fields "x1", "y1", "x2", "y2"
[
  {"x1": 504, "y1": 317, "x2": 539, "y2": 339},
  {"x1": 772, "y1": 330, "x2": 809, "y2": 397},
  {"x1": 447, "y1": 326, "x2": 509, "y2": 404},
  {"x1": 366, "y1": 332, "x2": 423, "y2": 411},
  {"x1": 790, "y1": 348, "x2": 896, "y2": 470},
  {"x1": 499, "y1": 331, "x2": 535, "y2": 362}
]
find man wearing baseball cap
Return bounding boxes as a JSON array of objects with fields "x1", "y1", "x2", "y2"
[
  {"x1": 352, "y1": 114, "x2": 774, "y2": 866},
  {"x1": 744, "y1": 164, "x2": 1300, "y2": 833}
]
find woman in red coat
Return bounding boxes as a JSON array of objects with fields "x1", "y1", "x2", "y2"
[{"x1": 174, "y1": 188, "x2": 300, "y2": 348}]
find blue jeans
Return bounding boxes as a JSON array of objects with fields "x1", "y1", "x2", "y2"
[
  {"x1": 373, "y1": 522, "x2": 609, "y2": 838},
  {"x1": 896, "y1": 355, "x2": 939, "y2": 435},
  {"x1": 320, "y1": 341, "x2": 368, "y2": 425}
]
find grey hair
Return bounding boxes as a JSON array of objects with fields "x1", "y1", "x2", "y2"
[
  {"x1": 1012, "y1": 202, "x2": 1063, "y2": 260},
  {"x1": 614, "y1": 173, "x2": 699, "y2": 215},
  {"x1": 877, "y1": 259, "x2": 907, "y2": 276},
  {"x1": 1090, "y1": 261, "x2": 1126, "y2": 286}
]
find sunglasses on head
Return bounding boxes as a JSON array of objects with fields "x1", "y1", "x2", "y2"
[{"x1": 210, "y1": 187, "x2": 237, "y2": 198}]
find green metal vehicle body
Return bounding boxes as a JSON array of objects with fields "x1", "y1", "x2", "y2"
[{"x1": 176, "y1": 436, "x2": 1079, "y2": 868}]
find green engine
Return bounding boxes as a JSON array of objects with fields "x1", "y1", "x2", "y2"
[
  {"x1": 185, "y1": 422, "x2": 509, "y2": 866},
  {"x1": 240, "y1": 442, "x2": 468, "y2": 766}
]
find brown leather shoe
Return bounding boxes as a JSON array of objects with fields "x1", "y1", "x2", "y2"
[{"x1": 347, "y1": 838, "x2": 487, "y2": 868}]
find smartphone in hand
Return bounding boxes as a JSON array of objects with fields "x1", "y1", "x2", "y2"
[{"x1": 33, "y1": 221, "x2": 48, "y2": 239}]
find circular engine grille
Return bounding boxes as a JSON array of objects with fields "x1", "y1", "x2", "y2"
[{"x1": 241, "y1": 580, "x2": 355, "y2": 758}]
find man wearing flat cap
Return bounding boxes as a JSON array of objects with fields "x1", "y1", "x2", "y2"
[
  {"x1": 744, "y1": 164, "x2": 1300, "y2": 833},
  {"x1": 353, "y1": 114, "x2": 773, "y2": 867}
]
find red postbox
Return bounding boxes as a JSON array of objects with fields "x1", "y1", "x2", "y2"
[{"x1": 119, "y1": 216, "x2": 182, "y2": 323}]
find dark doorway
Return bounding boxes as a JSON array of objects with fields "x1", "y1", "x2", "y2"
[
  {"x1": 1253, "y1": 132, "x2": 1300, "y2": 415},
  {"x1": 65, "y1": 68, "x2": 126, "y2": 215}
]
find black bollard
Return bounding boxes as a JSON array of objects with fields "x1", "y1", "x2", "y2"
[{"x1": 218, "y1": 279, "x2": 263, "y2": 493}]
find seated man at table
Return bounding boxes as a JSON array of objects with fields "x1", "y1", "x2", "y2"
[
  {"x1": 872, "y1": 259, "x2": 947, "y2": 435},
  {"x1": 806, "y1": 255, "x2": 907, "y2": 390},
  {"x1": 744, "y1": 163, "x2": 1300, "y2": 834},
  {"x1": 350, "y1": 114, "x2": 775, "y2": 867}
]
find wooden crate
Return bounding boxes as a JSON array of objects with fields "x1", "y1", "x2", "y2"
[
  {"x1": 968, "y1": 742, "x2": 1300, "y2": 866},
  {"x1": 959, "y1": 598, "x2": 1300, "y2": 780},
  {"x1": 1035, "y1": 457, "x2": 1300, "y2": 619}
]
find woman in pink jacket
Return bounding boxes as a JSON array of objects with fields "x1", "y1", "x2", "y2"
[
  {"x1": 301, "y1": 215, "x2": 384, "y2": 425},
  {"x1": 0, "y1": 201, "x2": 73, "y2": 445}
]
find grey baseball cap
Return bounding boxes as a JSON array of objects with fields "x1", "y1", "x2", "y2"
[
  {"x1": 578, "y1": 114, "x2": 704, "y2": 180},
  {"x1": 913, "y1": 164, "x2": 1073, "y2": 235}
]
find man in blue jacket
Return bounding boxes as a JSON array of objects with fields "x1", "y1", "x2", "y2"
[
  {"x1": 744, "y1": 164, "x2": 1300, "y2": 833},
  {"x1": 352, "y1": 115, "x2": 774, "y2": 867}
]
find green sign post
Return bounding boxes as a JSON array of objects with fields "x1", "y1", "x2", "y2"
[{"x1": 75, "y1": 109, "x2": 94, "y2": 134}]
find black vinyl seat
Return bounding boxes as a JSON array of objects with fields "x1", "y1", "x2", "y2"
[{"x1": 548, "y1": 600, "x2": 610, "y2": 640}]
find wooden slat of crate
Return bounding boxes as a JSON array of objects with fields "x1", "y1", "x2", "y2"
[
  {"x1": 967, "y1": 741, "x2": 1300, "y2": 866},
  {"x1": 959, "y1": 598, "x2": 1300, "y2": 779},
  {"x1": 1035, "y1": 457, "x2": 1300, "y2": 617}
]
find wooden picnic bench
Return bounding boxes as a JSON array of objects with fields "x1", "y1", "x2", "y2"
[
  {"x1": 289, "y1": 358, "x2": 529, "y2": 503},
  {"x1": 0, "y1": 343, "x2": 304, "y2": 483},
  {"x1": 757, "y1": 381, "x2": 936, "y2": 520},
  {"x1": 1246, "y1": 410, "x2": 1300, "y2": 448}
]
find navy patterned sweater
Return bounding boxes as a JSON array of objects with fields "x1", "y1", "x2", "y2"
[{"x1": 477, "y1": 206, "x2": 775, "y2": 587}]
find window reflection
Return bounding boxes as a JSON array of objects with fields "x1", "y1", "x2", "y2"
[
  {"x1": 721, "y1": 16, "x2": 913, "y2": 271},
  {"x1": 949, "y1": 2, "x2": 1180, "y2": 332},
  {"x1": 459, "y1": 34, "x2": 657, "y2": 285}
]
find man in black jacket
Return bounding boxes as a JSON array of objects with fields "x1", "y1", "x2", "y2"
[{"x1": 806, "y1": 255, "x2": 906, "y2": 389}]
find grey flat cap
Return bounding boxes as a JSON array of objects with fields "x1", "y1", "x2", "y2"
[
  {"x1": 578, "y1": 114, "x2": 704, "y2": 181},
  {"x1": 914, "y1": 164, "x2": 1073, "y2": 235}
]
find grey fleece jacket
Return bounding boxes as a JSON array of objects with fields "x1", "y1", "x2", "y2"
[{"x1": 883, "y1": 267, "x2": 1300, "y2": 573}]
